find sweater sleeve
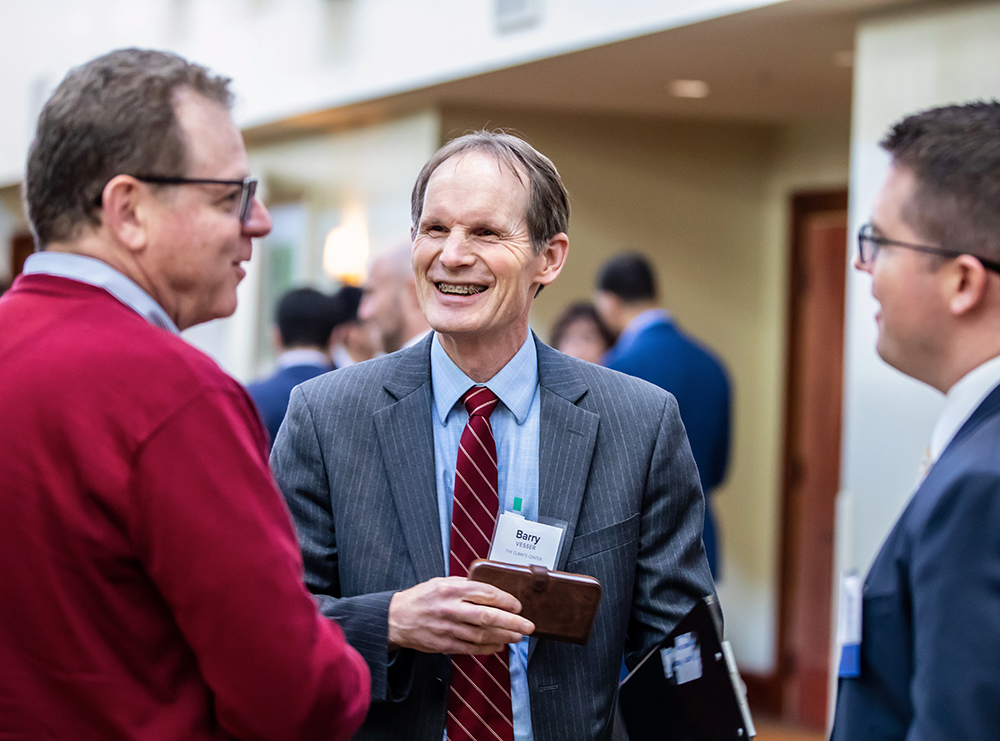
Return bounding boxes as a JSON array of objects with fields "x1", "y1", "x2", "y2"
[
  {"x1": 128, "y1": 384, "x2": 370, "y2": 741},
  {"x1": 271, "y1": 384, "x2": 404, "y2": 703}
]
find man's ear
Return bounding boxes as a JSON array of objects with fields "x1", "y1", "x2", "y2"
[
  {"x1": 535, "y1": 232, "x2": 569, "y2": 289},
  {"x1": 949, "y1": 254, "x2": 990, "y2": 316},
  {"x1": 100, "y1": 175, "x2": 150, "y2": 253}
]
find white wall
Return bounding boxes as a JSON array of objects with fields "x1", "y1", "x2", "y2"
[
  {"x1": 731, "y1": 115, "x2": 852, "y2": 674},
  {"x1": 839, "y1": 0, "x2": 1000, "y2": 587},
  {"x1": 0, "y1": 0, "x2": 781, "y2": 186}
]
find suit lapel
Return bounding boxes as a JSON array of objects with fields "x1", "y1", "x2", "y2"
[
  {"x1": 535, "y1": 338, "x2": 600, "y2": 569},
  {"x1": 536, "y1": 339, "x2": 600, "y2": 569},
  {"x1": 373, "y1": 336, "x2": 446, "y2": 584},
  {"x1": 949, "y1": 382, "x2": 1000, "y2": 450},
  {"x1": 919, "y1": 383, "x2": 1000, "y2": 495},
  {"x1": 531, "y1": 339, "x2": 599, "y2": 660}
]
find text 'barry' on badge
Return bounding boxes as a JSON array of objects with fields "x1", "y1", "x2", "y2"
[{"x1": 488, "y1": 512, "x2": 565, "y2": 570}]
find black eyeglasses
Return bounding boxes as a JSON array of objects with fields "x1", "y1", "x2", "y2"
[
  {"x1": 132, "y1": 175, "x2": 258, "y2": 225},
  {"x1": 857, "y1": 222, "x2": 1000, "y2": 274}
]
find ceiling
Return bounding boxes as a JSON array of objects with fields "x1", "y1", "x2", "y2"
[{"x1": 245, "y1": 0, "x2": 931, "y2": 144}]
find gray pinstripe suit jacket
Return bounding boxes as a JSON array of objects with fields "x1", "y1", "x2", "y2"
[{"x1": 271, "y1": 333, "x2": 714, "y2": 741}]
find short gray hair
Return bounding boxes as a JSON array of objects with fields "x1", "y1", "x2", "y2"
[
  {"x1": 410, "y1": 130, "x2": 570, "y2": 254},
  {"x1": 25, "y1": 48, "x2": 232, "y2": 247}
]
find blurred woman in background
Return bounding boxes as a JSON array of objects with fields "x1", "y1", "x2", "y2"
[{"x1": 549, "y1": 301, "x2": 615, "y2": 364}]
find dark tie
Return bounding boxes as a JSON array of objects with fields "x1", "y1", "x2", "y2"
[{"x1": 446, "y1": 386, "x2": 514, "y2": 741}]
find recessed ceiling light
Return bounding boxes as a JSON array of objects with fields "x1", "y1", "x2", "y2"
[{"x1": 669, "y1": 79, "x2": 710, "y2": 99}]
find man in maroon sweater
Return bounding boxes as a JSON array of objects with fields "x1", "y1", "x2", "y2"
[{"x1": 0, "y1": 49, "x2": 369, "y2": 740}]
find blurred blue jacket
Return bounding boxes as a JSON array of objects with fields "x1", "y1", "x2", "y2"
[
  {"x1": 248, "y1": 360, "x2": 332, "y2": 450},
  {"x1": 604, "y1": 311, "x2": 730, "y2": 578}
]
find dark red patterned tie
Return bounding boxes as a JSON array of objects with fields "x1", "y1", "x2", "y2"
[{"x1": 447, "y1": 386, "x2": 514, "y2": 741}]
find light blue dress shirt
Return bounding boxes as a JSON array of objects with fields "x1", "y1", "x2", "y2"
[
  {"x1": 22, "y1": 252, "x2": 179, "y2": 334},
  {"x1": 430, "y1": 332, "x2": 540, "y2": 741}
]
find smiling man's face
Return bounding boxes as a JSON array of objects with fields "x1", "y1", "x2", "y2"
[
  {"x1": 411, "y1": 150, "x2": 554, "y2": 359},
  {"x1": 138, "y1": 89, "x2": 271, "y2": 330}
]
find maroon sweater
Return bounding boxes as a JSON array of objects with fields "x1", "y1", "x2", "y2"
[{"x1": 0, "y1": 274, "x2": 370, "y2": 740}]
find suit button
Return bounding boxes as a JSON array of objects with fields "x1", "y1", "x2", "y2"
[{"x1": 432, "y1": 677, "x2": 446, "y2": 696}]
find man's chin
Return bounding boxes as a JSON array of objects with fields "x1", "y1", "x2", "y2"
[
  {"x1": 874, "y1": 337, "x2": 904, "y2": 375},
  {"x1": 424, "y1": 305, "x2": 482, "y2": 336},
  {"x1": 187, "y1": 298, "x2": 239, "y2": 330}
]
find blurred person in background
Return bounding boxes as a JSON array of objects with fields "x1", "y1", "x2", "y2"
[
  {"x1": 359, "y1": 243, "x2": 431, "y2": 353},
  {"x1": 595, "y1": 252, "x2": 731, "y2": 579},
  {"x1": 549, "y1": 300, "x2": 614, "y2": 364},
  {"x1": 0, "y1": 48, "x2": 369, "y2": 740},
  {"x1": 330, "y1": 284, "x2": 381, "y2": 366},
  {"x1": 247, "y1": 286, "x2": 339, "y2": 449}
]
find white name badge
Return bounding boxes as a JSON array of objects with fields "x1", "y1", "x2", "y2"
[
  {"x1": 660, "y1": 631, "x2": 702, "y2": 685},
  {"x1": 837, "y1": 570, "x2": 862, "y2": 678},
  {"x1": 488, "y1": 512, "x2": 564, "y2": 570}
]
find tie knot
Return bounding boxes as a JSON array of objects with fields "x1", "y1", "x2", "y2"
[{"x1": 463, "y1": 386, "x2": 498, "y2": 420}]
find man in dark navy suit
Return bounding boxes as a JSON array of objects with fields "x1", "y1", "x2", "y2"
[
  {"x1": 247, "y1": 287, "x2": 338, "y2": 448},
  {"x1": 831, "y1": 102, "x2": 1000, "y2": 740},
  {"x1": 595, "y1": 253, "x2": 730, "y2": 578}
]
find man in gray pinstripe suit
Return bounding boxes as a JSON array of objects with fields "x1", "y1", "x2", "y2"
[{"x1": 272, "y1": 131, "x2": 715, "y2": 740}]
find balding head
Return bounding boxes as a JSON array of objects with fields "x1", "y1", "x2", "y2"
[
  {"x1": 380, "y1": 245, "x2": 415, "y2": 283},
  {"x1": 359, "y1": 244, "x2": 431, "y2": 353}
]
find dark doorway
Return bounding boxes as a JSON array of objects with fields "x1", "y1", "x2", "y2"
[
  {"x1": 773, "y1": 191, "x2": 848, "y2": 729},
  {"x1": 11, "y1": 233, "x2": 35, "y2": 279}
]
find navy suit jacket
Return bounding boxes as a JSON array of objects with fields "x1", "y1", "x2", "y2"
[
  {"x1": 604, "y1": 316, "x2": 730, "y2": 576},
  {"x1": 247, "y1": 362, "x2": 331, "y2": 449},
  {"x1": 831, "y1": 384, "x2": 1000, "y2": 741}
]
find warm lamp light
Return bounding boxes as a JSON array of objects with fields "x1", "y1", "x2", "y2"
[
  {"x1": 669, "y1": 79, "x2": 710, "y2": 99},
  {"x1": 323, "y1": 207, "x2": 369, "y2": 286}
]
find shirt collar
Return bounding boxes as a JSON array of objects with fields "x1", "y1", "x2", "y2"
[
  {"x1": 23, "y1": 251, "x2": 179, "y2": 334},
  {"x1": 276, "y1": 349, "x2": 331, "y2": 369},
  {"x1": 617, "y1": 308, "x2": 671, "y2": 347},
  {"x1": 430, "y1": 331, "x2": 538, "y2": 425},
  {"x1": 930, "y1": 353, "x2": 1000, "y2": 461}
]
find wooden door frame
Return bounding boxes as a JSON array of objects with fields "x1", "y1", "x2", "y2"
[
  {"x1": 743, "y1": 189, "x2": 848, "y2": 720},
  {"x1": 10, "y1": 233, "x2": 35, "y2": 280}
]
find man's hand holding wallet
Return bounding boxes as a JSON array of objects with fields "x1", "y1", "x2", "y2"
[
  {"x1": 387, "y1": 575, "x2": 536, "y2": 655},
  {"x1": 387, "y1": 511, "x2": 602, "y2": 654},
  {"x1": 469, "y1": 511, "x2": 603, "y2": 646},
  {"x1": 468, "y1": 560, "x2": 602, "y2": 645}
]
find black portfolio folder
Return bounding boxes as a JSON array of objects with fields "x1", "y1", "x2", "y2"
[{"x1": 618, "y1": 596, "x2": 755, "y2": 741}]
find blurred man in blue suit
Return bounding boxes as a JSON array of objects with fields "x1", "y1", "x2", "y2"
[
  {"x1": 595, "y1": 253, "x2": 730, "y2": 579},
  {"x1": 831, "y1": 102, "x2": 1000, "y2": 740},
  {"x1": 247, "y1": 287, "x2": 338, "y2": 448}
]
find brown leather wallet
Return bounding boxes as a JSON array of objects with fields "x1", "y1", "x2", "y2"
[{"x1": 467, "y1": 559, "x2": 602, "y2": 645}]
